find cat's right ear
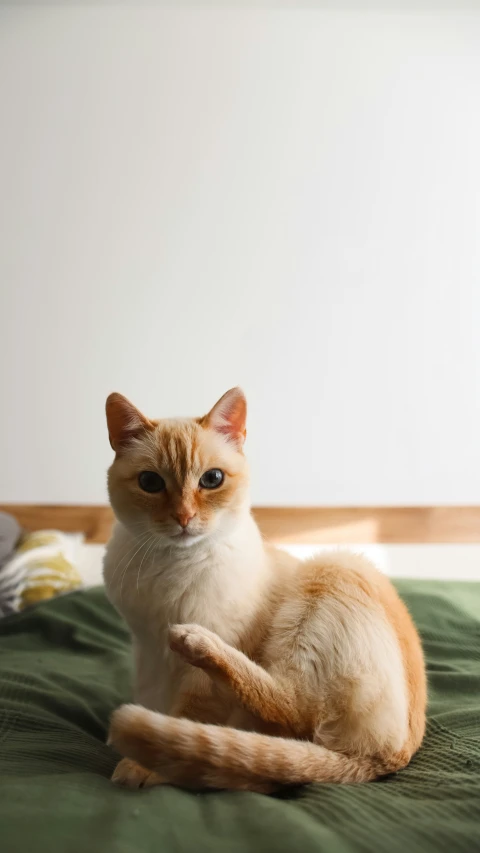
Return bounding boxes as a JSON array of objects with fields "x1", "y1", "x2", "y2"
[
  {"x1": 105, "y1": 393, "x2": 153, "y2": 453},
  {"x1": 204, "y1": 387, "x2": 247, "y2": 449}
]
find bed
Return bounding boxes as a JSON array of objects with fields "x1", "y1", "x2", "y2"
[{"x1": 0, "y1": 579, "x2": 479, "y2": 852}]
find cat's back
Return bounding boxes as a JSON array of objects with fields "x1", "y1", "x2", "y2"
[
  {"x1": 266, "y1": 549, "x2": 426, "y2": 754},
  {"x1": 292, "y1": 550, "x2": 425, "y2": 677},
  {"x1": 303, "y1": 549, "x2": 426, "y2": 753}
]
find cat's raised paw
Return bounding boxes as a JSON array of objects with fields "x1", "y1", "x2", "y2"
[
  {"x1": 169, "y1": 623, "x2": 221, "y2": 666},
  {"x1": 111, "y1": 757, "x2": 164, "y2": 789}
]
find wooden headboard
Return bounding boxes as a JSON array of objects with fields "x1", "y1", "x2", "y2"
[{"x1": 1, "y1": 505, "x2": 479, "y2": 545}]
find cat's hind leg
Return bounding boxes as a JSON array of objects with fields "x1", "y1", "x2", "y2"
[
  {"x1": 169, "y1": 624, "x2": 300, "y2": 732},
  {"x1": 111, "y1": 757, "x2": 165, "y2": 789}
]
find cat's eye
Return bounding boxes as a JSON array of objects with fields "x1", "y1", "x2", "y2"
[
  {"x1": 199, "y1": 468, "x2": 224, "y2": 489},
  {"x1": 138, "y1": 471, "x2": 166, "y2": 493}
]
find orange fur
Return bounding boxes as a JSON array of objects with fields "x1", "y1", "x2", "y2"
[
  {"x1": 106, "y1": 400, "x2": 249, "y2": 543},
  {"x1": 104, "y1": 390, "x2": 426, "y2": 792}
]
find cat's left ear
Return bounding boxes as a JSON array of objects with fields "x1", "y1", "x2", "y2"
[
  {"x1": 106, "y1": 393, "x2": 154, "y2": 453},
  {"x1": 204, "y1": 387, "x2": 247, "y2": 449}
]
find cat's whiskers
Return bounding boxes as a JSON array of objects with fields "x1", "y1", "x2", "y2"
[
  {"x1": 135, "y1": 535, "x2": 158, "y2": 596},
  {"x1": 109, "y1": 531, "x2": 152, "y2": 587},
  {"x1": 119, "y1": 533, "x2": 160, "y2": 603}
]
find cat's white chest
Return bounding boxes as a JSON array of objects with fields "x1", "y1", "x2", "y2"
[
  {"x1": 103, "y1": 520, "x2": 268, "y2": 713},
  {"x1": 126, "y1": 571, "x2": 220, "y2": 711},
  {"x1": 130, "y1": 600, "x2": 178, "y2": 712},
  {"x1": 104, "y1": 555, "x2": 199, "y2": 711}
]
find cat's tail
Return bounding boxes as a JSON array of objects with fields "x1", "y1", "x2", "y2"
[{"x1": 109, "y1": 705, "x2": 406, "y2": 792}]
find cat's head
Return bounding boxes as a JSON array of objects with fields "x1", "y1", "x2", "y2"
[{"x1": 106, "y1": 388, "x2": 249, "y2": 547}]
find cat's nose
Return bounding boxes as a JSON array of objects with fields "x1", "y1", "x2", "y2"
[{"x1": 172, "y1": 511, "x2": 196, "y2": 529}]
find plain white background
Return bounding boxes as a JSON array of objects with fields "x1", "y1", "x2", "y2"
[{"x1": 1, "y1": 5, "x2": 479, "y2": 506}]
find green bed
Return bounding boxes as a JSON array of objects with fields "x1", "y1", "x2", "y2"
[{"x1": 0, "y1": 581, "x2": 479, "y2": 853}]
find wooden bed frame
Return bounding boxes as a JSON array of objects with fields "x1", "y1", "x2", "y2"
[{"x1": 1, "y1": 505, "x2": 479, "y2": 544}]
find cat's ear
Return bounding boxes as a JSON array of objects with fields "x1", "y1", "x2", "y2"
[
  {"x1": 106, "y1": 393, "x2": 153, "y2": 452},
  {"x1": 204, "y1": 387, "x2": 247, "y2": 449}
]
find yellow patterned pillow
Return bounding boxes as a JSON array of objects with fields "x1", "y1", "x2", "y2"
[{"x1": 4, "y1": 530, "x2": 83, "y2": 612}]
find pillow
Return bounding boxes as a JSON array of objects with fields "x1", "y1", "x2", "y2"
[
  {"x1": 0, "y1": 529, "x2": 83, "y2": 616},
  {"x1": 0, "y1": 511, "x2": 22, "y2": 617}
]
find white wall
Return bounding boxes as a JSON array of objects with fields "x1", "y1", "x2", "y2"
[{"x1": 1, "y1": 6, "x2": 480, "y2": 506}]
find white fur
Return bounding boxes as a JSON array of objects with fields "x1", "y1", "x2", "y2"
[{"x1": 103, "y1": 509, "x2": 270, "y2": 712}]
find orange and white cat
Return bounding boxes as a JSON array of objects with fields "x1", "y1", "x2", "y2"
[{"x1": 104, "y1": 388, "x2": 426, "y2": 793}]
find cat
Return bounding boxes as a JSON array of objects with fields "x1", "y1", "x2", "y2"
[{"x1": 104, "y1": 388, "x2": 426, "y2": 793}]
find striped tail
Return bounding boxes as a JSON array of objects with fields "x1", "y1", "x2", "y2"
[{"x1": 109, "y1": 705, "x2": 402, "y2": 793}]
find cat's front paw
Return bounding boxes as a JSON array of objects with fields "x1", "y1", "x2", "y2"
[
  {"x1": 169, "y1": 623, "x2": 221, "y2": 667},
  {"x1": 111, "y1": 757, "x2": 163, "y2": 789}
]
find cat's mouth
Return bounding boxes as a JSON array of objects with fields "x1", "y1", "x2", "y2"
[{"x1": 170, "y1": 529, "x2": 205, "y2": 547}]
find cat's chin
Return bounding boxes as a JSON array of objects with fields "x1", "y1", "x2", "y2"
[{"x1": 168, "y1": 532, "x2": 207, "y2": 549}]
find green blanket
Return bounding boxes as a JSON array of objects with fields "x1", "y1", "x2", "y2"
[{"x1": 0, "y1": 582, "x2": 479, "y2": 853}]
